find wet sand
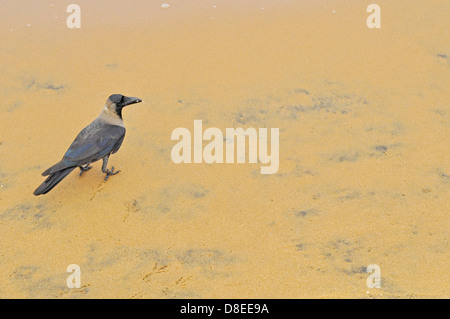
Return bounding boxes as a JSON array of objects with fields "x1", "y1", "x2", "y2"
[{"x1": 0, "y1": 0, "x2": 449, "y2": 298}]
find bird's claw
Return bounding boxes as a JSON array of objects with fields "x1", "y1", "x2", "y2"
[
  {"x1": 79, "y1": 165, "x2": 93, "y2": 176},
  {"x1": 104, "y1": 166, "x2": 120, "y2": 181}
]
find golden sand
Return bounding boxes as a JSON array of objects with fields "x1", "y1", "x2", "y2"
[{"x1": 0, "y1": 0, "x2": 448, "y2": 298}]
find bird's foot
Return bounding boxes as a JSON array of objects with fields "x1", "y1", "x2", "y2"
[
  {"x1": 79, "y1": 164, "x2": 93, "y2": 176},
  {"x1": 103, "y1": 166, "x2": 120, "y2": 181}
]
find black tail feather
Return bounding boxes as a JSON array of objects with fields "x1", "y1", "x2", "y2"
[
  {"x1": 34, "y1": 167, "x2": 76, "y2": 195},
  {"x1": 42, "y1": 159, "x2": 73, "y2": 176}
]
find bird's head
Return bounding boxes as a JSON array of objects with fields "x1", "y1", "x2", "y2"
[{"x1": 106, "y1": 94, "x2": 142, "y2": 118}]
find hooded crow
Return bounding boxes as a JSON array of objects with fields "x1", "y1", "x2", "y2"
[{"x1": 34, "y1": 94, "x2": 142, "y2": 196}]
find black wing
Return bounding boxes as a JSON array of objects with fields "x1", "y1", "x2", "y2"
[
  {"x1": 42, "y1": 123, "x2": 125, "y2": 176},
  {"x1": 64, "y1": 124, "x2": 125, "y2": 162}
]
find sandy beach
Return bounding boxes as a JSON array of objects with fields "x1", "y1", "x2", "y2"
[{"x1": 0, "y1": 0, "x2": 448, "y2": 298}]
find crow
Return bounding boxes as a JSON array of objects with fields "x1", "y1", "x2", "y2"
[{"x1": 34, "y1": 94, "x2": 142, "y2": 195}]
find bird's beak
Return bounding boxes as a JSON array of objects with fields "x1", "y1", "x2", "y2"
[{"x1": 121, "y1": 96, "x2": 142, "y2": 107}]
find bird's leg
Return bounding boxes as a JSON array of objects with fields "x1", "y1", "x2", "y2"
[
  {"x1": 101, "y1": 155, "x2": 120, "y2": 181},
  {"x1": 79, "y1": 163, "x2": 93, "y2": 176}
]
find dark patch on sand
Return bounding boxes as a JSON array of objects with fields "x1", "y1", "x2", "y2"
[
  {"x1": 323, "y1": 239, "x2": 363, "y2": 265},
  {"x1": 8, "y1": 101, "x2": 23, "y2": 112},
  {"x1": 294, "y1": 209, "x2": 317, "y2": 217},
  {"x1": 343, "y1": 266, "x2": 368, "y2": 274},
  {"x1": 330, "y1": 151, "x2": 359, "y2": 162},
  {"x1": 105, "y1": 63, "x2": 119, "y2": 69},
  {"x1": 12, "y1": 265, "x2": 39, "y2": 281},
  {"x1": 0, "y1": 203, "x2": 53, "y2": 230},
  {"x1": 294, "y1": 88, "x2": 310, "y2": 95},
  {"x1": 42, "y1": 83, "x2": 65, "y2": 91},
  {"x1": 338, "y1": 191, "x2": 361, "y2": 200},
  {"x1": 437, "y1": 169, "x2": 449, "y2": 183},
  {"x1": 235, "y1": 111, "x2": 260, "y2": 125},
  {"x1": 155, "y1": 184, "x2": 209, "y2": 215},
  {"x1": 10, "y1": 265, "x2": 72, "y2": 298},
  {"x1": 23, "y1": 77, "x2": 66, "y2": 92},
  {"x1": 374, "y1": 145, "x2": 388, "y2": 153}
]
